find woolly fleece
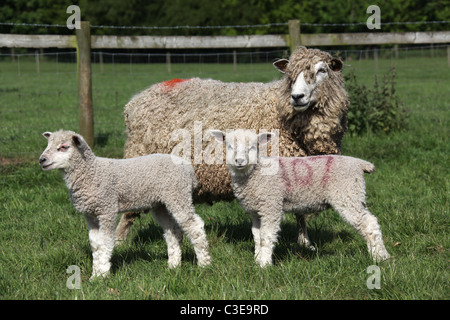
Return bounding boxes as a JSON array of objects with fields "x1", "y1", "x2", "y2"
[
  {"x1": 215, "y1": 129, "x2": 390, "y2": 266},
  {"x1": 39, "y1": 130, "x2": 211, "y2": 278},
  {"x1": 123, "y1": 46, "x2": 349, "y2": 201}
]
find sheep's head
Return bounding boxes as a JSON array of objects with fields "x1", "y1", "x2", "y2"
[
  {"x1": 211, "y1": 129, "x2": 274, "y2": 176},
  {"x1": 274, "y1": 46, "x2": 343, "y2": 112},
  {"x1": 39, "y1": 130, "x2": 89, "y2": 171}
]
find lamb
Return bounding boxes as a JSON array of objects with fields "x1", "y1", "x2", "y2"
[
  {"x1": 211, "y1": 129, "x2": 390, "y2": 267},
  {"x1": 117, "y1": 46, "x2": 349, "y2": 244},
  {"x1": 39, "y1": 130, "x2": 211, "y2": 279}
]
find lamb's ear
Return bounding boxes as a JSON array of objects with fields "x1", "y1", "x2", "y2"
[
  {"x1": 72, "y1": 134, "x2": 85, "y2": 149},
  {"x1": 273, "y1": 59, "x2": 289, "y2": 73},
  {"x1": 210, "y1": 130, "x2": 225, "y2": 143},
  {"x1": 258, "y1": 132, "x2": 274, "y2": 146},
  {"x1": 329, "y1": 58, "x2": 343, "y2": 72},
  {"x1": 42, "y1": 132, "x2": 52, "y2": 139}
]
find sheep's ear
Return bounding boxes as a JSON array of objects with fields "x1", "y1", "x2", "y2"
[
  {"x1": 273, "y1": 59, "x2": 289, "y2": 73},
  {"x1": 210, "y1": 130, "x2": 225, "y2": 143},
  {"x1": 72, "y1": 134, "x2": 84, "y2": 148},
  {"x1": 329, "y1": 58, "x2": 343, "y2": 72},
  {"x1": 42, "y1": 132, "x2": 52, "y2": 139},
  {"x1": 258, "y1": 132, "x2": 274, "y2": 146}
]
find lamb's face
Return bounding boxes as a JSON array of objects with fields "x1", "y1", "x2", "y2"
[
  {"x1": 211, "y1": 129, "x2": 274, "y2": 175},
  {"x1": 39, "y1": 131, "x2": 79, "y2": 171},
  {"x1": 273, "y1": 48, "x2": 343, "y2": 112},
  {"x1": 226, "y1": 130, "x2": 259, "y2": 172}
]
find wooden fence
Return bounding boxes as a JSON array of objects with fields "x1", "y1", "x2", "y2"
[
  {"x1": 1, "y1": 20, "x2": 448, "y2": 145},
  {"x1": 1, "y1": 21, "x2": 449, "y2": 50}
]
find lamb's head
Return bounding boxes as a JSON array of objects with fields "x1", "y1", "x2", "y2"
[
  {"x1": 39, "y1": 130, "x2": 90, "y2": 171},
  {"x1": 274, "y1": 46, "x2": 344, "y2": 112},
  {"x1": 211, "y1": 129, "x2": 274, "y2": 176}
]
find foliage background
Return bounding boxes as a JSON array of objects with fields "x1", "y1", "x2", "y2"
[{"x1": 0, "y1": 0, "x2": 449, "y2": 35}]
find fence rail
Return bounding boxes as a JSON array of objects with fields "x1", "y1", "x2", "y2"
[{"x1": 1, "y1": 31, "x2": 449, "y2": 49}]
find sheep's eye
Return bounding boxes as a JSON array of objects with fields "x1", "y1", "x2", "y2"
[
  {"x1": 317, "y1": 68, "x2": 327, "y2": 74},
  {"x1": 57, "y1": 145, "x2": 69, "y2": 151}
]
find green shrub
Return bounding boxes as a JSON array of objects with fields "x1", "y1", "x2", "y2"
[{"x1": 345, "y1": 67, "x2": 408, "y2": 136}]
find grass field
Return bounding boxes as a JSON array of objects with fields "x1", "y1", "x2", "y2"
[{"x1": 0, "y1": 48, "x2": 448, "y2": 300}]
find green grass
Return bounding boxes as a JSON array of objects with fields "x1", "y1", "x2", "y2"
[{"x1": 0, "y1": 48, "x2": 448, "y2": 300}]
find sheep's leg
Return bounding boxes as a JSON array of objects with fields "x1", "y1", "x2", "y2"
[
  {"x1": 85, "y1": 214, "x2": 116, "y2": 279},
  {"x1": 296, "y1": 213, "x2": 315, "y2": 251},
  {"x1": 249, "y1": 213, "x2": 261, "y2": 259},
  {"x1": 257, "y1": 211, "x2": 283, "y2": 267},
  {"x1": 152, "y1": 206, "x2": 184, "y2": 268},
  {"x1": 115, "y1": 211, "x2": 141, "y2": 244},
  {"x1": 84, "y1": 215, "x2": 115, "y2": 278},
  {"x1": 165, "y1": 203, "x2": 211, "y2": 267},
  {"x1": 85, "y1": 215, "x2": 101, "y2": 279},
  {"x1": 333, "y1": 203, "x2": 390, "y2": 262}
]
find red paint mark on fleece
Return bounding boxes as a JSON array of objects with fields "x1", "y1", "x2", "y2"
[
  {"x1": 279, "y1": 158, "x2": 292, "y2": 192},
  {"x1": 321, "y1": 156, "x2": 334, "y2": 187},
  {"x1": 279, "y1": 158, "x2": 313, "y2": 191},
  {"x1": 279, "y1": 156, "x2": 335, "y2": 191},
  {"x1": 305, "y1": 156, "x2": 335, "y2": 187},
  {"x1": 161, "y1": 78, "x2": 190, "y2": 90},
  {"x1": 292, "y1": 158, "x2": 314, "y2": 187}
]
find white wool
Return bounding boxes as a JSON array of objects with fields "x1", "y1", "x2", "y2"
[
  {"x1": 212, "y1": 129, "x2": 390, "y2": 267},
  {"x1": 40, "y1": 130, "x2": 211, "y2": 278}
]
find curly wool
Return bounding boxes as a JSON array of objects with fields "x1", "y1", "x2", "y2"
[
  {"x1": 123, "y1": 46, "x2": 349, "y2": 201},
  {"x1": 217, "y1": 129, "x2": 390, "y2": 266},
  {"x1": 39, "y1": 130, "x2": 211, "y2": 278}
]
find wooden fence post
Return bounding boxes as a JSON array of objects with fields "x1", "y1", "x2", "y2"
[
  {"x1": 35, "y1": 50, "x2": 40, "y2": 74},
  {"x1": 288, "y1": 20, "x2": 301, "y2": 53},
  {"x1": 374, "y1": 48, "x2": 379, "y2": 71},
  {"x1": 233, "y1": 50, "x2": 237, "y2": 73},
  {"x1": 76, "y1": 21, "x2": 94, "y2": 148},
  {"x1": 166, "y1": 52, "x2": 171, "y2": 74}
]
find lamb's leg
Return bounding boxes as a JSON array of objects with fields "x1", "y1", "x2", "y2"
[
  {"x1": 85, "y1": 215, "x2": 100, "y2": 278},
  {"x1": 152, "y1": 206, "x2": 184, "y2": 268},
  {"x1": 257, "y1": 211, "x2": 283, "y2": 267},
  {"x1": 249, "y1": 213, "x2": 261, "y2": 259},
  {"x1": 333, "y1": 203, "x2": 390, "y2": 262},
  {"x1": 115, "y1": 211, "x2": 141, "y2": 244},
  {"x1": 85, "y1": 214, "x2": 116, "y2": 279},
  {"x1": 165, "y1": 203, "x2": 211, "y2": 267},
  {"x1": 296, "y1": 213, "x2": 315, "y2": 251}
]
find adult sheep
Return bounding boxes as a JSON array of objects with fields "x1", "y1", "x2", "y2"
[{"x1": 117, "y1": 46, "x2": 349, "y2": 244}]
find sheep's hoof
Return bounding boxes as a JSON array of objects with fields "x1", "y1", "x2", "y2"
[
  {"x1": 168, "y1": 260, "x2": 182, "y2": 269},
  {"x1": 114, "y1": 238, "x2": 126, "y2": 246},
  {"x1": 373, "y1": 251, "x2": 391, "y2": 263},
  {"x1": 198, "y1": 257, "x2": 212, "y2": 267},
  {"x1": 298, "y1": 239, "x2": 316, "y2": 252},
  {"x1": 257, "y1": 260, "x2": 273, "y2": 268},
  {"x1": 89, "y1": 271, "x2": 110, "y2": 281}
]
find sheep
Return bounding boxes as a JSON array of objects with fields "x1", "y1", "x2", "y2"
[
  {"x1": 39, "y1": 130, "x2": 211, "y2": 279},
  {"x1": 117, "y1": 46, "x2": 349, "y2": 245},
  {"x1": 211, "y1": 129, "x2": 390, "y2": 267}
]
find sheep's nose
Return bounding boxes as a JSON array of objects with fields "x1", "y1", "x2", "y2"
[
  {"x1": 235, "y1": 158, "x2": 246, "y2": 166},
  {"x1": 291, "y1": 93, "x2": 305, "y2": 102},
  {"x1": 39, "y1": 156, "x2": 47, "y2": 165}
]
